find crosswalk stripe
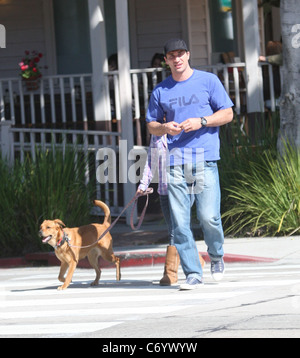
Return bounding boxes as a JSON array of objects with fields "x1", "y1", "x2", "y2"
[
  {"x1": 224, "y1": 264, "x2": 300, "y2": 271},
  {"x1": 9, "y1": 268, "x2": 167, "y2": 280},
  {"x1": 0, "y1": 305, "x2": 194, "y2": 320},
  {"x1": 0, "y1": 322, "x2": 121, "y2": 336},
  {"x1": 8, "y1": 264, "x2": 300, "y2": 281},
  {"x1": 0, "y1": 285, "x2": 169, "y2": 297},
  {"x1": 224, "y1": 270, "x2": 300, "y2": 277},
  {"x1": 0, "y1": 273, "x2": 169, "y2": 288},
  {"x1": 0, "y1": 278, "x2": 298, "y2": 300},
  {"x1": 1, "y1": 290, "x2": 251, "y2": 308},
  {"x1": 3, "y1": 264, "x2": 299, "y2": 287}
]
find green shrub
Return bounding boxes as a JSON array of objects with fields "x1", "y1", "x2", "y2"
[
  {"x1": 0, "y1": 148, "x2": 94, "y2": 257},
  {"x1": 222, "y1": 143, "x2": 300, "y2": 237}
]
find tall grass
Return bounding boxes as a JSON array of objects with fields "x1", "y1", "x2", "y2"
[
  {"x1": 222, "y1": 144, "x2": 300, "y2": 236},
  {"x1": 219, "y1": 113, "x2": 300, "y2": 237},
  {"x1": 0, "y1": 148, "x2": 94, "y2": 257}
]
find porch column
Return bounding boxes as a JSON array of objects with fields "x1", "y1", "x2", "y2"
[
  {"x1": 115, "y1": 0, "x2": 137, "y2": 225},
  {"x1": 88, "y1": 0, "x2": 111, "y2": 129},
  {"x1": 242, "y1": 0, "x2": 264, "y2": 114}
]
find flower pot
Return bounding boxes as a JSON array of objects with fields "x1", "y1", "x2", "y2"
[{"x1": 23, "y1": 77, "x2": 40, "y2": 91}]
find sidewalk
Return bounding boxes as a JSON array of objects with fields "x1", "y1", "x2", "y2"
[
  {"x1": 0, "y1": 219, "x2": 300, "y2": 268},
  {"x1": 110, "y1": 220, "x2": 300, "y2": 267}
]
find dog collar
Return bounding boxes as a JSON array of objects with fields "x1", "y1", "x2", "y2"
[{"x1": 55, "y1": 231, "x2": 70, "y2": 249}]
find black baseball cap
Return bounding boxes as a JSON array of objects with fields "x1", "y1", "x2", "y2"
[{"x1": 164, "y1": 38, "x2": 188, "y2": 55}]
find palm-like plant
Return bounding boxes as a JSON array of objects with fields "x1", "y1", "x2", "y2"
[{"x1": 222, "y1": 143, "x2": 300, "y2": 237}]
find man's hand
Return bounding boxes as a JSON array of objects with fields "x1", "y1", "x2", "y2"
[
  {"x1": 164, "y1": 121, "x2": 182, "y2": 136},
  {"x1": 147, "y1": 121, "x2": 182, "y2": 136},
  {"x1": 136, "y1": 189, "x2": 145, "y2": 196},
  {"x1": 148, "y1": 108, "x2": 233, "y2": 136},
  {"x1": 180, "y1": 118, "x2": 201, "y2": 133},
  {"x1": 180, "y1": 108, "x2": 233, "y2": 133}
]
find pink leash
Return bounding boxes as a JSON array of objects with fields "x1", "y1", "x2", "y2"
[
  {"x1": 130, "y1": 188, "x2": 154, "y2": 230},
  {"x1": 67, "y1": 188, "x2": 153, "y2": 249}
]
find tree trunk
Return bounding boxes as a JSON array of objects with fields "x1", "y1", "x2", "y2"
[{"x1": 278, "y1": 0, "x2": 300, "y2": 152}]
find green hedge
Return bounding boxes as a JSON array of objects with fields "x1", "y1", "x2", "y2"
[
  {"x1": 219, "y1": 113, "x2": 299, "y2": 237},
  {"x1": 0, "y1": 148, "x2": 94, "y2": 258}
]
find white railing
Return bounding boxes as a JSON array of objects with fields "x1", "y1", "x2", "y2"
[
  {"x1": 103, "y1": 64, "x2": 248, "y2": 146},
  {"x1": 0, "y1": 120, "x2": 123, "y2": 216},
  {"x1": 195, "y1": 62, "x2": 280, "y2": 114},
  {"x1": 0, "y1": 63, "x2": 279, "y2": 145},
  {"x1": 0, "y1": 73, "x2": 92, "y2": 127},
  {"x1": 103, "y1": 67, "x2": 167, "y2": 145},
  {"x1": 103, "y1": 63, "x2": 247, "y2": 135},
  {"x1": 196, "y1": 63, "x2": 247, "y2": 115},
  {"x1": 259, "y1": 62, "x2": 281, "y2": 112}
]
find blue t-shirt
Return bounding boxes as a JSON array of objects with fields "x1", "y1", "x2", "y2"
[{"x1": 146, "y1": 69, "x2": 233, "y2": 161}]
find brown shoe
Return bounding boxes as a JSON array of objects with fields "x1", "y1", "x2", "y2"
[
  {"x1": 160, "y1": 245, "x2": 180, "y2": 286},
  {"x1": 199, "y1": 254, "x2": 205, "y2": 268},
  {"x1": 159, "y1": 246, "x2": 206, "y2": 286}
]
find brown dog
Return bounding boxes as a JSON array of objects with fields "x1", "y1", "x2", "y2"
[{"x1": 39, "y1": 200, "x2": 120, "y2": 290}]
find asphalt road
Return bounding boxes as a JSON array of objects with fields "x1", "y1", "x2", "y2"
[{"x1": 0, "y1": 259, "x2": 300, "y2": 339}]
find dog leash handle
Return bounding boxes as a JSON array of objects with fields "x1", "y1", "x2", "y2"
[
  {"x1": 130, "y1": 187, "x2": 153, "y2": 231},
  {"x1": 97, "y1": 187, "x2": 153, "y2": 239}
]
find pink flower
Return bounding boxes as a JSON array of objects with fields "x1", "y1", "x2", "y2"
[{"x1": 19, "y1": 50, "x2": 45, "y2": 79}]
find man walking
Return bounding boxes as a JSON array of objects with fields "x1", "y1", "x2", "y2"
[{"x1": 146, "y1": 39, "x2": 233, "y2": 290}]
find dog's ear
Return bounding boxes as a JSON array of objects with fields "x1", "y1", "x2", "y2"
[{"x1": 54, "y1": 219, "x2": 66, "y2": 228}]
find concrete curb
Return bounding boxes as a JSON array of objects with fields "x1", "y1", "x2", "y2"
[{"x1": 0, "y1": 250, "x2": 277, "y2": 269}]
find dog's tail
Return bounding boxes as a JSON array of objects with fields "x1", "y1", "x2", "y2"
[{"x1": 93, "y1": 200, "x2": 111, "y2": 225}]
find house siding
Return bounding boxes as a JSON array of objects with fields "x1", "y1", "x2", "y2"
[
  {"x1": 0, "y1": 0, "x2": 48, "y2": 79},
  {"x1": 0, "y1": 0, "x2": 265, "y2": 76},
  {"x1": 129, "y1": 0, "x2": 211, "y2": 68},
  {"x1": 129, "y1": 0, "x2": 185, "y2": 68},
  {"x1": 188, "y1": 0, "x2": 210, "y2": 66}
]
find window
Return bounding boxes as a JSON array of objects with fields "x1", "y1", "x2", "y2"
[
  {"x1": 209, "y1": 0, "x2": 239, "y2": 61},
  {"x1": 53, "y1": 0, "x2": 92, "y2": 74}
]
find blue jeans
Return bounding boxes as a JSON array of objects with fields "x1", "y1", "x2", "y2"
[
  {"x1": 167, "y1": 161, "x2": 224, "y2": 280},
  {"x1": 160, "y1": 194, "x2": 195, "y2": 246},
  {"x1": 159, "y1": 195, "x2": 174, "y2": 246}
]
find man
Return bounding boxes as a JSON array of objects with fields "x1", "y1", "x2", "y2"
[{"x1": 146, "y1": 39, "x2": 233, "y2": 290}]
